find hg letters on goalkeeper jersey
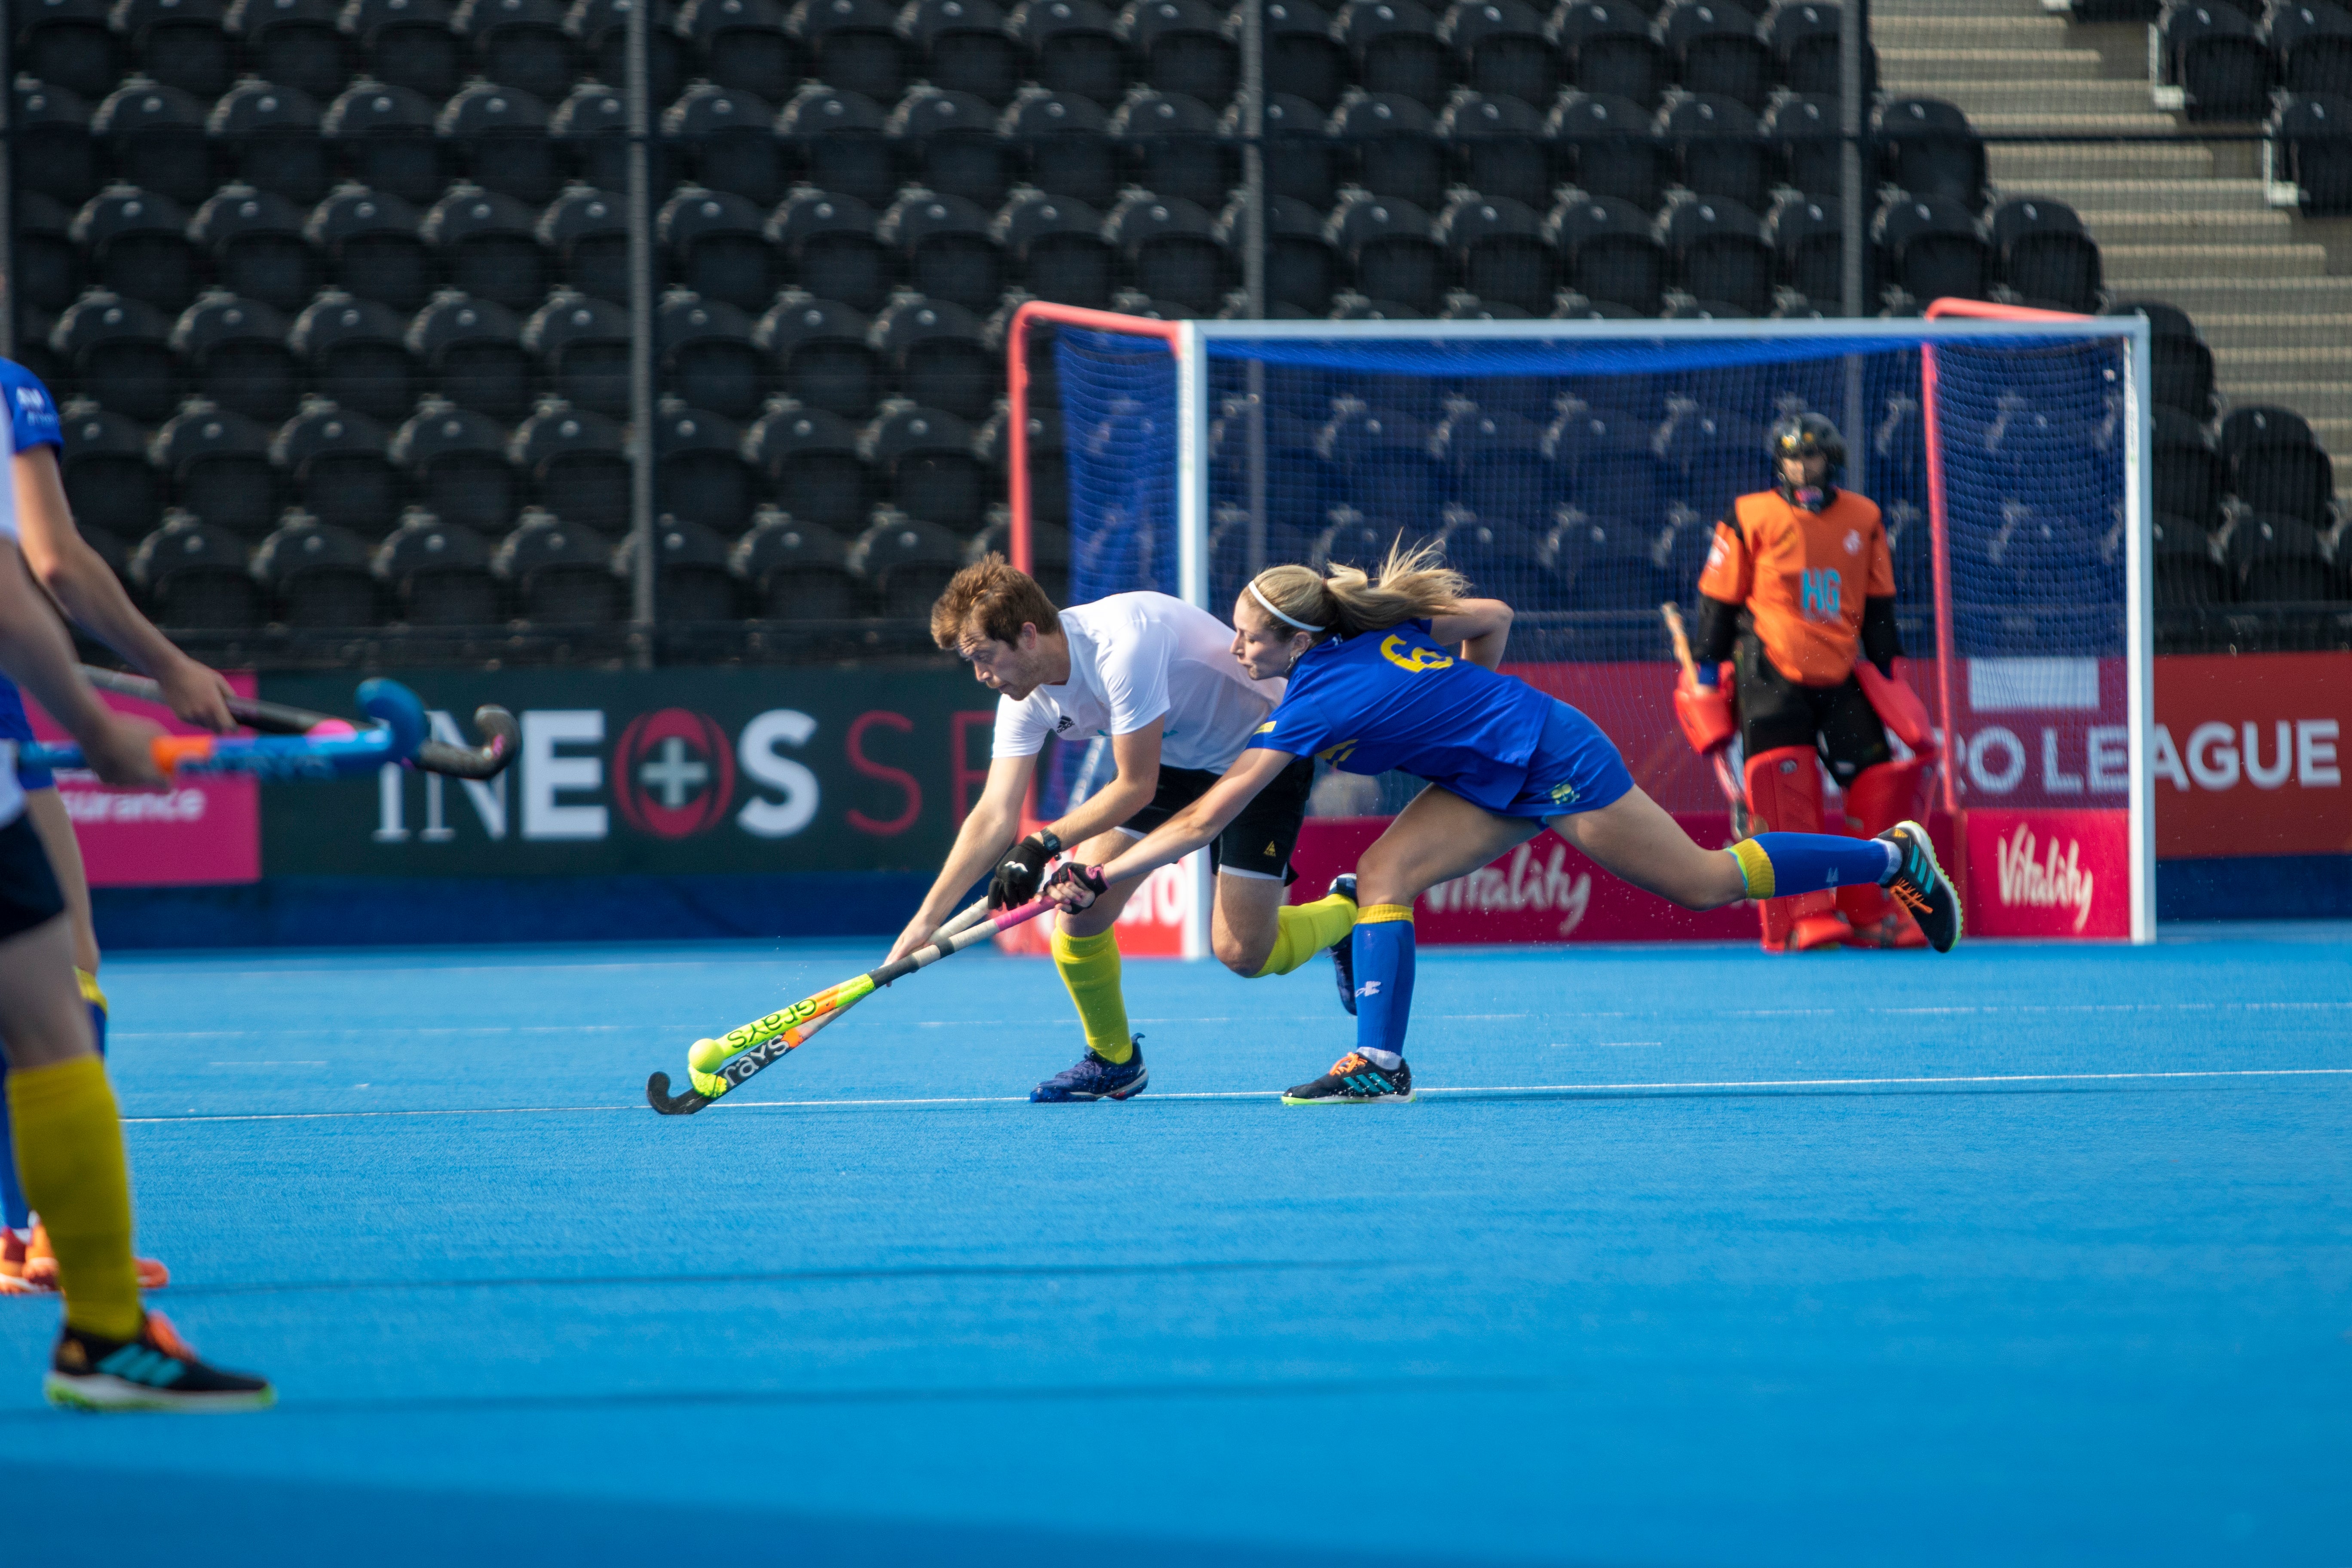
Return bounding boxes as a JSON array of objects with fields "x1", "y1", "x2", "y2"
[{"x1": 1697, "y1": 488, "x2": 1895, "y2": 688}]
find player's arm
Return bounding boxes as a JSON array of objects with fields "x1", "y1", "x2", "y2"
[
  {"x1": 1428, "y1": 598, "x2": 1513, "y2": 670},
  {"x1": 11, "y1": 445, "x2": 235, "y2": 733},
  {"x1": 0, "y1": 542, "x2": 164, "y2": 788},
  {"x1": 1689, "y1": 518, "x2": 1752, "y2": 685},
  {"x1": 1860, "y1": 596, "x2": 1902, "y2": 677},
  {"x1": 1047, "y1": 745, "x2": 1295, "y2": 907},
  {"x1": 1043, "y1": 717, "x2": 1161, "y2": 848},
  {"x1": 885, "y1": 750, "x2": 1036, "y2": 963}
]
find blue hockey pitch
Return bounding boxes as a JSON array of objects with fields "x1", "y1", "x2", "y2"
[{"x1": 3, "y1": 929, "x2": 2347, "y2": 1565}]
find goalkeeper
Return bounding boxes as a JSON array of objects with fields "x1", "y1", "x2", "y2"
[
  {"x1": 1678, "y1": 413, "x2": 1935, "y2": 953},
  {"x1": 883, "y1": 556, "x2": 1360, "y2": 1102}
]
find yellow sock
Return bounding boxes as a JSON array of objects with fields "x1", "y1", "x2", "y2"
[
  {"x1": 1052, "y1": 926, "x2": 1133, "y2": 1063},
  {"x1": 6, "y1": 1055, "x2": 141, "y2": 1339},
  {"x1": 1252, "y1": 892, "x2": 1361, "y2": 978}
]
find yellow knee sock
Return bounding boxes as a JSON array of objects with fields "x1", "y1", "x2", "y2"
[
  {"x1": 1251, "y1": 892, "x2": 1361, "y2": 978},
  {"x1": 1052, "y1": 926, "x2": 1133, "y2": 1063},
  {"x1": 6, "y1": 1055, "x2": 140, "y2": 1339}
]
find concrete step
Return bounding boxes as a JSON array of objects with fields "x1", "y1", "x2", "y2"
[
  {"x1": 2191, "y1": 312, "x2": 2352, "y2": 352},
  {"x1": 2000, "y1": 178, "x2": 2270, "y2": 214},
  {"x1": 2206, "y1": 346, "x2": 2352, "y2": 377},
  {"x1": 1989, "y1": 143, "x2": 2214, "y2": 182},
  {"x1": 1877, "y1": 46, "x2": 2107, "y2": 79},
  {"x1": 2098, "y1": 242, "x2": 2333, "y2": 279},
  {"x1": 2111, "y1": 277, "x2": 2352, "y2": 316},
  {"x1": 1875, "y1": 0, "x2": 2051, "y2": 16},
  {"x1": 1872, "y1": 15, "x2": 2073, "y2": 43},
  {"x1": 2305, "y1": 418, "x2": 2351, "y2": 460},
  {"x1": 2073, "y1": 211, "x2": 2300, "y2": 245},
  {"x1": 1880, "y1": 80, "x2": 2153, "y2": 116},
  {"x1": 1963, "y1": 110, "x2": 2188, "y2": 133},
  {"x1": 2216, "y1": 381, "x2": 2352, "y2": 422}
]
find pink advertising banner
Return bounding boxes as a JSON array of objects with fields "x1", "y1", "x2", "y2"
[{"x1": 26, "y1": 672, "x2": 261, "y2": 887}]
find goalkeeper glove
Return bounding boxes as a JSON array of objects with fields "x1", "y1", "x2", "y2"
[{"x1": 991, "y1": 830, "x2": 1061, "y2": 909}]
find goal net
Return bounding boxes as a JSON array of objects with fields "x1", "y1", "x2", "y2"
[{"x1": 1006, "y1": 306, "x2": 2156, "y2": 947}]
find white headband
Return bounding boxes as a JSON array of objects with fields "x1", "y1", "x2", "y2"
[{"x1": 1248, "y1": 581, "x2": 1324, "y2": 633}]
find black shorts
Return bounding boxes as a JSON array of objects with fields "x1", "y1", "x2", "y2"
[
  {"x1": 0, "y1": 813, "x2": 65, "y2": 943},
  {"x1": 1734, "y1": 633, "x2": 1890, "y2": 784},
  {"x1": 1119, "y1": 753, "x2": 1316, "y2": 882}
]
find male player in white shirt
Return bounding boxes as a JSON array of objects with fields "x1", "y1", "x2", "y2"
[{"x1": 885, "y1": 556, "x2": 1360, "y2": 1100}]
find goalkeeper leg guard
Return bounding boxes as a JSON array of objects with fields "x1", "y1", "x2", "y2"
[
  {"x1": 1837, "y1": 760, "x2": 1933, "y2": 947},
  {"x1": 5, "y1": 1055, "x2": 141, "y2": 1340},
  {"x1": 1051, "y1": 926, "x2": 1133, "y2": 1065},
  {"x1": 1743, "y1": 747, "x2": 1848, "y2": 952},
  {"x1": 1250, "y1": 887, "x2": 1359, "y2": 979}
]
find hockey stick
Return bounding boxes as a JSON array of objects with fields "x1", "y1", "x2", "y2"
[
  {"x1": 77, "y1": 665, "x2": 518, "y2": 781},
  {"x1": 23, "y1": 678, "x2": 428, "y2": 781},
  {"x1": 646, "y1": 894, "x2": 1059, "y2": 1116},
  {"x1": 1660, "y1": 603, "x2": 1749, "y2": 833}
]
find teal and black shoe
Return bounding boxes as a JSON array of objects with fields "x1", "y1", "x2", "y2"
[
  {"x1": 1876, "y1": 821, "x2": 1961, "y2": 953},
  {"x1": 1282, "y1": 1051, "x2": 1414, "y2": 1106}
]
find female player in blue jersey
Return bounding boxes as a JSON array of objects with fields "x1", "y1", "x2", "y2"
[{"x1": 1045, "y1": 542, "x2": 1962, "y2": 1104}]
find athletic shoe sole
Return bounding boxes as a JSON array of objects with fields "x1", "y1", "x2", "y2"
[
  {"x1": 1279, "y1": 1089, "x2": 1417, "y2": 1106},
  {"x1": 1032, "y1": 1066, "x2": 1149, "y2": 1102},
  {"x1": 45, "y1": 1373, "x2": 276, "y2": 1413}
]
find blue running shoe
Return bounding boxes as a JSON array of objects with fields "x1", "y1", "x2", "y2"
[
  {"x1": 1876, "y1": 820, "x2": 1962, "y2": 953},
  {"x1": 1329, "y1": 873, "x2": 1359, "y2": 1016},
  {"x1": 1030, "y1": 1037, "x2": 1148, "y2": 1102}
]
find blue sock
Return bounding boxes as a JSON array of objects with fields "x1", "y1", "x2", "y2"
[
  {"x1": 1733, "y1": 833, "x2": 1898, "y2": 901},
  {"x1": 1351, "y1": 905, "x2": 1416, "y2": 1068}
]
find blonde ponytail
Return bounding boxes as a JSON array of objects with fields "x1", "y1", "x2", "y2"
[{"x1": 1246, "y1": 537, "x2": 1468, "y2": 641}]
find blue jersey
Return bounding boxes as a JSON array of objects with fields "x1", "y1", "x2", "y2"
[
  {"x1": 0, "y1": 360, "x2": 66, "y2": 793},
  {"x1": 1244, "y1": 619, "x2": 1559, "y2": 813}
]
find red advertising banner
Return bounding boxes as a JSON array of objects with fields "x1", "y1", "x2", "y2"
[
  {"x1": 1959, "y1": 808, "x2": 2133, "y2": 938},
  {"x1": 27, "y1": 673, "x2": 261, "y2": 887},
  {"x1": 2149, "y1": 652, "x2": 2350, "y2": 860}
]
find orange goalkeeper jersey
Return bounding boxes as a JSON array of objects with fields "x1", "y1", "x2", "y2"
[{"x1": 1696, "y1": 487, "x2": 1894, "y2": 687}]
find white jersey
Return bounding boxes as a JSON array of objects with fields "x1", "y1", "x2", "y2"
[{"x1": 992, "y1": 593, "x2": 1285, "y2": 773}]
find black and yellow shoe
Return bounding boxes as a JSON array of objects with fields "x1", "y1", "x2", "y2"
[
  {"x1": 1877, "y1": 820, "x2": 1962, "y2": 954},
  {"x1": 1282, "y1": 1051, "x2": 1415, "y2": 1106},
  {"x1": 46, "y1": 1312, "x2": 274, "y2": 1413}
]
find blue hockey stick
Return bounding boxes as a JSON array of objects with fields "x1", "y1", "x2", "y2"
[{"x1": 20, "y1": 679, "x2": 428, "y2": 781}]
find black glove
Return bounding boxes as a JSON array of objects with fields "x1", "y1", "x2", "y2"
[
  {"x1": 1043, "y1": 861, "x2": 1109, "y2": 912},
  {"x1": 990, "y1": 830, "x2": 1060, "y2": 909}
]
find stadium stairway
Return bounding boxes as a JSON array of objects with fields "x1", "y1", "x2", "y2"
[{"x1": 1877, "y1": 0, "x2": 2352, "y2": 462}]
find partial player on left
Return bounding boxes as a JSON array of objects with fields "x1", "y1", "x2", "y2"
[{"x1": 0, "y1": 358, "x2": 236, "y2": 1300}]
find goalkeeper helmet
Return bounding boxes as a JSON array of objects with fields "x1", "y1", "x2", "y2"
[{"x1": 1770, "y1": 412, "x2": 1845, "y2": 510}]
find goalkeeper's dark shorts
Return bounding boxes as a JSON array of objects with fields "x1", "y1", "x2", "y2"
[
  {"x1": 1734, "y1": 633, "x2": 1891, "y2": 784},
  {"x1": 0, "y1": 813, "x2": 66, "y2": 943},
  {"x1": 1118, "y1": 753, "x2": 1316, "y2": 883}
]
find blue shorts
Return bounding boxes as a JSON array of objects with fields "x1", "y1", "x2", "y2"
[
  {"x1": 1494, "y1": 699, "x2": 1633, "y2": 820},
  {"x1": 0, "y1": 681, "x2": 50, "y2": 791}
]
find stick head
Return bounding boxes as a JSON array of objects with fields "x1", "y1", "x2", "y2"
[{"x1": 356, "y1": 679, "x2": 428, "y2": 760}]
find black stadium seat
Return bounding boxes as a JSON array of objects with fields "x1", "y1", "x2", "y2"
[
  {"x1": 870, "y1": 296, "x2": 995, "y2": 419},
  {"x1": 1763, "y1": 92, "x2": 1839, "y2": 198},
  {"x1": 1437, "y1": 89, "x2": 1553, "y2": 210},
  {"x1": 861, "y1": 402, "x2": 986, "y2": 529},
  {"x1": 53, "y1": 291, "x2": 185, "y2": 423},
  {"x1": 1108, "y1": 191, "x2": 1234, "y2": 312},
  {"x1": 1435, "y1": 407, "x2": 1548, "y2": 523},
  {"x1": 1767, "y1": 193, "x2": 1849, "y2": 304},
  {"x1": 1664, "y1": 195, "x2": 1772, "y2": 315},
  {"x1": 747, "y1": 402, "x2": 872, "y2": 530},
  {"x1": 1242, "y1": 92, "x2": 1342, "y2": 208},
  {"x1": 438, "y1": 80, "x2": 561, "y2": 206},
  {"x1": 73, "y1": 187, "x2": 200, "y2": 314},
  {"x1": 756, "y1": 291, "x2": 884, "y2": 416},
  {"x1": 2166, "y1": 1, "x2": 2273, "y2": 119},
  {"x1": 374, "y1": 506, "x2": 501, "y2": 623},
  {"x1": 627, "y1": 513, "x2": 742, "y2": 621},
  {"x1": 272, "y1": 398, "x2": 402, "y2": 536},
  {"x1": 1325, "y1": 190, "x2": 1442, "y2": 314},
  {"x1": 133, "y1": 509, "x2": 266, "y2": 626},
  {"x1": 1332, "y1": 91, "x2": 1448, "y2": 211},
  {"x1": 1551, "y1": 0, "x2": 1665, "y2": 109},
  {"x1": 769, "y1": 187, "x2": 893, "y2": 311},
  {"x1": 1256, "y1": 0, "x2": 1348, "y2": 110},
  {"x1": 1875, "y1": 193, "x2": 1990, "y2": 309},
  {"x1": 1437, "y1": 193, "x2": 1556, "y2": 312},
  {"x1": 1442, "y1": 0, "x2": 1559, "y2": 104},
  {"x1": 850, "y1": 509, "x2": 965, "y2": 613},
  {"x1": 651, "y1": 402, "x2": 759, "y2": 531},
  {"x1": 497, "y1": 508, "x2": 623, "y2": 622},
  {"x1": 1550, "y1": 91, "x2": 1667, "y2": 209},
  {"x1": 255, "y1": 513, "x2": 381, "y2": 625},
  {"x1": 658, "y1": 292, "x2": 769, "y2": 421},
  {"x1": 2219, "y1": 403, "x2": 2315, "y2": 467},
  {"x1": 668, "y1": 82, "x2": 790, "y2": 207},
  {"x1": 1336, "y1": 0, "x2": 1453, "y2": 110},
  {"x1": 291, "y1": 290, "x2": 419, "y2": 421},
  {"x1": 2223, "y1": 408, "x2": 2334, "y2": 525},
  {"x1": 307, "y1": 184, "x2": 433, "y2": 312},
  {"x1": 1111, "y1": 87, "x2": 1232, "y2": 210},
  {"x1": 92, "y1": 77, "x2": 214, "y2": 207},
  {"x1": 229, "y1": 0, "x2": 351, "y2": 101},
  {"x1": 2104, "y1": 298, "x2": 2216, "y2": 417},
  {"x1": 550, "y1": 81, "x2": 638, "y2": 195},
  {"x1": 1220, "y1": 193, "x2": 1337, "y2": 313},
  {"x1": 116, "y1": 0, "x2": 239, "y2": 99},
  {"x1": 1877, "y1": 97, "x2": 1985, "y2": 208},
  {"x1": 15, "y1": 78, "x2": 103, "y2": 209},
  {"x1": 60, "y1": 401, "x2": 167, "y2": 539},
  {"x1": 1990, "y1": 197, "x2": 2102, "y2": 313},
  {"x1": 777, "y1": 83, "x2": 896, "y2": 205},
  {"x1": 2271, "y1": 0, "x2": 2352, "y2": 96},
  {"x1": 658, "y1": 186, "x2": 778, "y2": 311},
  {"x1": 2154, "y1": 405, "x2": 2223, "y2": 527},
  {"x1": 892, "y1": 86, "x2": 1020, "y2": 208},
  {"x1": 511, "y1": 401, "x2": 631, "y2": 531},
  {"x1": 568, "y1": 0, "x2": 685, "y2": 101},
  {"x1": 16, "y1": 195, "x2": 84, "y2": 320},
  {"x1": 683, "y1": 0, "x2": 802, "y2": 101},
  {"x1": 1661, "y1": 0, "x2": 1772, "y2": 112},
  {"x1": 152, "y1": 400, "x2": 281, "y2": 536},
  {"x1": 880, "y1": 190, "x2": 1008, "y2": 313},
  {"x1": 17, "y1": 0, "x2": 122, "y2": 101},
  {"x1": 1006, "y1": 86, "x2": 1120, "y2": 204},
  {"x1": 1122, "y1": 0, "x2": 1238, "y2": 104},
  {"x1": 1000, "y1": 188, "x2": 1118, "y2": 307},
  {"x1": 1547, "y1": 192, "x2": 1664, "y2": 314},
  {"x1": 2273, "y1": 92, "x2": 2352, "y2": 212},
  {"x1": 539, "y1": 185, "x2": 635, "y2": 303},
  {"x1": 172, "y1": 292, "x2": 302, "y2": 425},
  {"x1": 408, "y1": 290, "x2": 533, "y2": 420},
  {"x1": 901, "y1": 0, "x2": 1021, "y2": 105},
  {"x1": 2229, "y1": 512, "x2": 2339, "y2": 600},
  {"x1": 424, "y1": 185, "x2": 551, "y2": 312},
  {"x1": 392, "y1": 398, "x2": 520, "y2": 532},
  {"x1": 2153, "y1": 511, "x2": 2228, "y2": 607},
  {"x1": 1767, "y1": 0, "x2": 1871, "y2": 97},
  {"x1": 1663, "y1": 93, "x2": 1771, "y2": 213},
  {"x1": 523, "y1": 291, "x2": 631, "y2": 417},
  {"x1": 324, "y1": 79, "x2": 446, "y2": 205},
  {"x1": 733, "y1": 508, "x2": 856, "y2": 618},
  {"x1": 1012, "y1": 0, "x2": 1128, "y2": 107},
  {"x1": 344, "y1": 0, "x2": 464, "y2": 99},
  {"x1": 456, "y1": 0, "x2": 576, "y2": 101},
  {"x1": 792, "y1": 0, "x2": 911, "y2": 100},
  {"x1": 207, "y1": 82, "x2": 334, "y2": 211}
]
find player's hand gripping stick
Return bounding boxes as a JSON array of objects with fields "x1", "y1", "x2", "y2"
[
  {"x1": 646, "y1": 894, "x2": 1061, "y2": 1116},
  {"x1": 1041, "y1": 861, "x2": 1109, "y2": 912},
  {"x1": 22, "y1": 679, "x2": 429, "y2": 781},
  {"x1": 77, "y1": 665, "x2": 517, "y2": 781}
]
